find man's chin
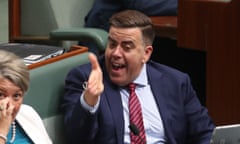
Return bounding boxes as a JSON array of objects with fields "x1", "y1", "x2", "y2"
[{"x1": 110, "y1": 77, "x2": 127, "y2": 86}]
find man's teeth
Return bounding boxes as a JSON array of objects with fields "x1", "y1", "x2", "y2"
[{"x1": 112, "y1": 63, "x2": 124, "y2": 68}]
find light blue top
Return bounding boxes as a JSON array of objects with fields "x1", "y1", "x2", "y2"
[{"x1": 7, "y1": 121, "x2": 33, "y2": 144}]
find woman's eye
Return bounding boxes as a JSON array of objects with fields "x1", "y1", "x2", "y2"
[
  {"x1": 0, "y1": 92, "x2": 5, "y2": 99},
  {"x1": 13, "y1": 93, "x2": 22, "y2": 100}
]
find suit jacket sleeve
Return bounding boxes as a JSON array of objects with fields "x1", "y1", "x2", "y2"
[
  {"x1": 182, "y1": 74, "x2": 215, "y2": 144},
  {"x1": 62, "y1": 63, "x2": 100, "y2": 143},
  {"x1": 147, "y1": 62, "x2": 215, "y2": 144}
]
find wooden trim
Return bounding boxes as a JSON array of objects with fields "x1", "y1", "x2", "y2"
[
  {"x1": 9, "y1": 0, "x2": 21, "y2": 42},
  {"x1": 12, "y1": 36, "x2": 50, "y2": 41},
  {"x1": 177, "y1": 0, "x2": 240, "y2": 125},
  {"x1": 150, "y1": 16, "x2": 178, "y2": 39},
  {"x1": 28, "y1": 46, "x2": 88, "y2": 69}
]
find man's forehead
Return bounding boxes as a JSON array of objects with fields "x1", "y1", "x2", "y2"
[{"x1": 109, "y1": 28, "x2": 142, "y2": 41}]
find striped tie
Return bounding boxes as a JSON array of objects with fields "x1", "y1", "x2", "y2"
[{"x1": 128, "y1": 83, "x2": 146, "y2": 144}]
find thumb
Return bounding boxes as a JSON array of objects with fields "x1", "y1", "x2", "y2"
[{"x1": 89, "y1": 53, "x2": 100, "y2": 70}]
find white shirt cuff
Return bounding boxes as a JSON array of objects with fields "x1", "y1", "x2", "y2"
[{"x1": 80, "y1": 92, "x2": 100, "y2": 114}]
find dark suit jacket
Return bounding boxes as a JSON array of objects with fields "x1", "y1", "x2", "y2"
[{"x1": 62, "y1": 58, "x2": 215, "y2": 144}]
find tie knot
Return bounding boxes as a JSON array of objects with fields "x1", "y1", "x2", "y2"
[{"x1": 128, "y1": 83, "x2": 136, "y2": 92}]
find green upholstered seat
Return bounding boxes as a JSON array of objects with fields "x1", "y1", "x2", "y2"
[
  {"x1": 50, "y1": 28, "x2": 108, "y2": 52},
  {"x1": 23, "y1": 52, "x2": 90, "y2": 144}
]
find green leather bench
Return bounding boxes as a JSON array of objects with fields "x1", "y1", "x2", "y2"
[
  {"x1": 50, "y1": 28, "x2": 108, "y2": 53},
  {"x1": 23, "y1": 52, "x2": 90, "y2": 144}
]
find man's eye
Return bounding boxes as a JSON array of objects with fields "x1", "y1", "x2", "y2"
[
  {"x1": 124, "y1": 45, "x2": 131, "y2": 49},
  {"x1": 122, "y1": 45, "x2": 132, "y2": 51},
  {"x1": 109, "y1": 42, "x2": 117, "y2": 49},
  {"x1": 121, "y1": 42, "x2": 134, "y2": 51}
]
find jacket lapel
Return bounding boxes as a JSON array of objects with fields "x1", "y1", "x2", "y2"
[
  {"x1": 103, "y1": 78, "x2": 124, "y2": 144},
  {"x1": 100, "y1": 58, "x2": 124, "y2": 144},
  {"x1": 16, "y1": 105, "x2": 52, "y2": 144}
]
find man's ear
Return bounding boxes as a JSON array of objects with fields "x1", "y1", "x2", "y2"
[{"x1": 143, "y1": 45, "x2": 153, "y2": 63}]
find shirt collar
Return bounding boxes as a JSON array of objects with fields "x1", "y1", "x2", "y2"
[{"x1": 133, "y1": 64, "x2": 148, "y2": 87}]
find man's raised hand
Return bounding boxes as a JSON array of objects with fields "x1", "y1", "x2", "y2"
[{"x1": 84, "y1": 53, "x2": 104, "y2": 106}]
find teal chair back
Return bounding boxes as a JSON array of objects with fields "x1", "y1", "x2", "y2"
[
  {"x1": 50, "y1": 27, "x2": 108, "y2": 53},
  {"x1": 24, "y1": 52, "x2": 90, "y2": 144}
]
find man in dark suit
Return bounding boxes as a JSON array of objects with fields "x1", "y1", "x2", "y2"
[{"x1": 62, "y1": 10, "x2": 215, "y2": 144}]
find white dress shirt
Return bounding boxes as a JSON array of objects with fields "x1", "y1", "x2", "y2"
[
  {"x1": 120, "y1": 64, "x2": 166, "y2": 144},
  {"x1": 80, "y1": 64, "x2": 166, "y2": 144}
]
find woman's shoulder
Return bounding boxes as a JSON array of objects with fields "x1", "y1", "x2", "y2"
[
  {"x1": 17, "y1": 104, "x2": 53, "y2": 144},
  {"x1": 18, "y1": 104, "x2": 41, "y2": 120},
  {"x1": 20, "y1": 104, "x2": 36, "y2": 113}
]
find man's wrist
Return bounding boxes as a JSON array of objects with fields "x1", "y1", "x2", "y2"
[{"x1": 80, "y1": 92, "x2": 100, "y2": 113}]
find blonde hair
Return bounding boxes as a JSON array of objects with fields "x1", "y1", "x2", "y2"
[{"x1": 0, "y1": 50, "x2": 29, "y2": 92}]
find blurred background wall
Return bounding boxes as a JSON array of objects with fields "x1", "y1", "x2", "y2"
[
  {"x1": 0, "y1": 0, "x2": 94, "y2": 42},
  {"x1": 0, "y1": 0, "x2": 8, "y2": 43}
]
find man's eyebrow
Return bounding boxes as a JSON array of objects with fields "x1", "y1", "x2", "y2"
[
  {"x1": 108, "y1": 36, "x2": 134, "y2": 45},
  {"x1": 122, "y1": 41, "x2": 133, "y2": 44},
  {"x1": 108, "y1": 36, "x2": 115, "y2": 41}
]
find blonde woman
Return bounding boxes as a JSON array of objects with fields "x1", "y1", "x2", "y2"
[{"x1": 0, "y1": 50, "x2": 52, "y2": 144}]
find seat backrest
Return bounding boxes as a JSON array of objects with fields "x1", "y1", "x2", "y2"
[
  {"x1": 20, "y1": 0, "x2": 94, "y2": 36},
  {"x1": 23, "y1": 52, "x2": 89, "y2": 144}
]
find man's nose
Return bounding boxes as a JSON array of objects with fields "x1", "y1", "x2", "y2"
[{"x1": 112, "y1": 46, "x2": 122, "y2": 56}]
